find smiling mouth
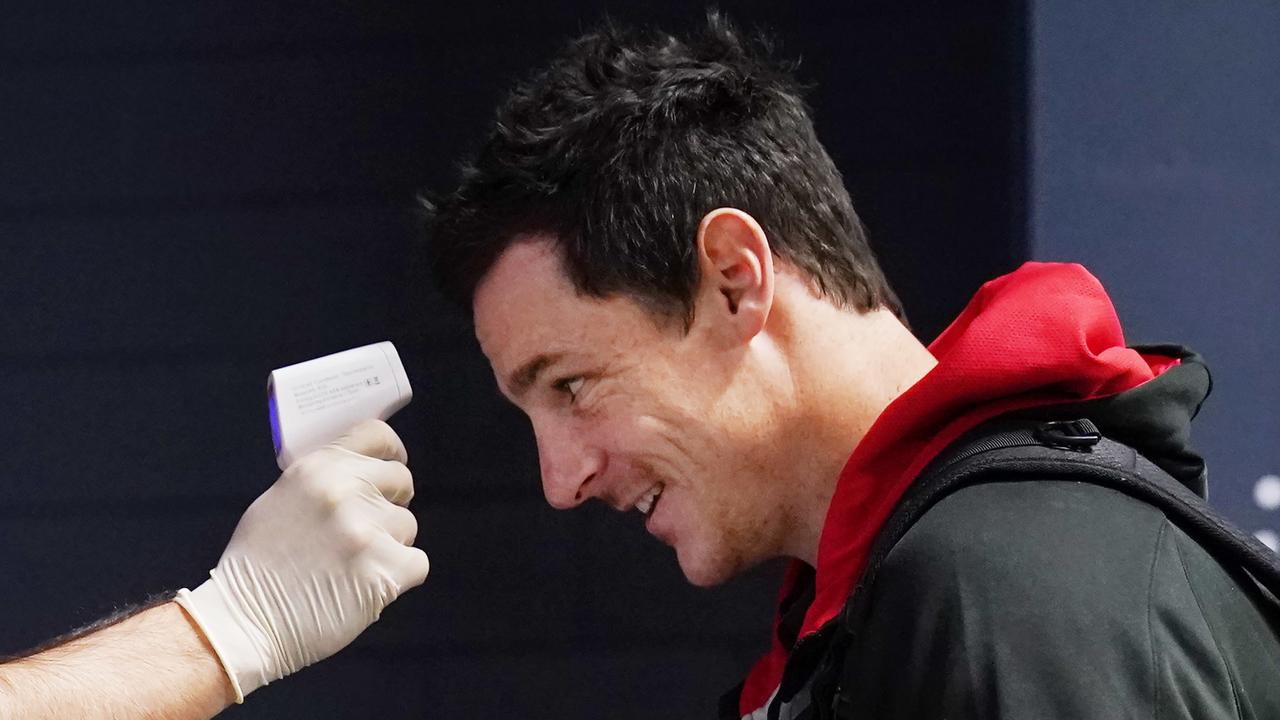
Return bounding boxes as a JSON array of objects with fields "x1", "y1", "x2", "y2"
[{"x1": 635, "y1": 483, "x2": 664, "y2": 516}]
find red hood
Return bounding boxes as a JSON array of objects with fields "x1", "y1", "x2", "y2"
[{"x1": 739, "y1": 262, "x2": 1180, "y2": 715}]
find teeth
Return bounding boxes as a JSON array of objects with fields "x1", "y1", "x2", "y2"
[{"x1": 635, "y1": 484, "x2": 664, "y2": 516}]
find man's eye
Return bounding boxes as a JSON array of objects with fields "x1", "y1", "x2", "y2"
[{"x1": 555, "y1": 377, "x2": 585, "y2": 401}]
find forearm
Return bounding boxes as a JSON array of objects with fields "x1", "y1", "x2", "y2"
[
  {"x1": 0, "y1": 420, "x2": 426, "y2": 719},
  {"x1": 0, "y1": 602, "x2": 234, "y2": 720}
]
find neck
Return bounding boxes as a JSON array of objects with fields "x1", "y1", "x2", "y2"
[{"x1": 765, "y1": 278, "x2": 937, "y2": 566}]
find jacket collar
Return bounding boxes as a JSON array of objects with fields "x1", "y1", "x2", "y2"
[{"x1": 738, "y1": 262, "x2": 1205, "y2": 716}]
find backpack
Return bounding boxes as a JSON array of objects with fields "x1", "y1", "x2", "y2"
[{"x1": 811, "y1": 417, "x2": 1280, "y2": 720}]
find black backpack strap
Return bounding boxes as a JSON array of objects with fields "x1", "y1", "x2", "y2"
[{"x1": 815, "y1": 418, "x2": 1280, "y2": 719}]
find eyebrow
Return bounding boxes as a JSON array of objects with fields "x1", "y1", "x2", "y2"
[{"x1": 507, "y1": 352, "x2": 565, "y2": 399}]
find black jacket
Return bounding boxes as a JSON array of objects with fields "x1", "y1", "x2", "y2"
[
  {"x1": 840, "y1": 477, "x2": 1280, "y2": 718},
  {"x1": 727, "y1": 351, "x2": 1280, "y2": 719}
]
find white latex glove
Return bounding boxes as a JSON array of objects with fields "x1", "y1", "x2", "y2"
[{"x1": 175, "y1": 419, "x2": 429, "y2": 702}]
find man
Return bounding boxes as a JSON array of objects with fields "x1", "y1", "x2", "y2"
[
  {"x1": 425, "y1": 14, "x2": 1280, "y2": 719},
  {"x1": 0, "y1": 419, "x2": 427, "y2": 719}
]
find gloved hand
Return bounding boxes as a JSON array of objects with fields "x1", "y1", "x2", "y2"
[{"x1": 175, "y1": 419, "x2": 429, "y2": 702}]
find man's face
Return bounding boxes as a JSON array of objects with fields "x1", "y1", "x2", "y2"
[{"x1": 473, "y1": 238, "x2": 793, "y2": 587}]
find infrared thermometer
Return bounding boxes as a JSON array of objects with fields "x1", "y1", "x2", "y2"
[{"x1": 267, "y1": 341, "x2": 413, "y2": 470}]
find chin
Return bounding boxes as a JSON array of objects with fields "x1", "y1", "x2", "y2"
[{"x1": 675, "y1": 544, "x2": 744, "y2": 588}]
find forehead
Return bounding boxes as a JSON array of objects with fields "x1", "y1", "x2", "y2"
[
  {"x1": 471, "y1": 238, "x2": 661, "y2": 377},
  {"x1": 472, "y1": 239, "x2": 568, "y2": 359}
]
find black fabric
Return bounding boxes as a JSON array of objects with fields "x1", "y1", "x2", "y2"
[
  {"x1": 720, "y1": 683, "x2": 747, "y2": 720},
  {"x1": 1014, "y1": 345, "x2": 1212, "y2": 496},
  {"x1": 814, "y1": 421, "x2": 1280, "y2": 719},
  {"x1": 776, "y1": 566, "x2": 817, "y2": 650},
  {"x1": 834, "y1": 480, "x2": 1280, "y2": 718},
  {"x1": 723, "y1": 346, "x2": 1277, "y2": 720}
]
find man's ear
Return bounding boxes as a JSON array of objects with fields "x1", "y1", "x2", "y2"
[{"x1": 693, "y1": 208, "x2": 775, "y2": 342}]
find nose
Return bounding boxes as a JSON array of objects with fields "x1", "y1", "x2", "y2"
[{"x1": 532, "y1": 416, "x2": 604, "y2": 510}]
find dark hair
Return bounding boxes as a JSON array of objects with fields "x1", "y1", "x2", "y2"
[{"x1": 424, "y1": 12, "x2": 904, "y2": 327}]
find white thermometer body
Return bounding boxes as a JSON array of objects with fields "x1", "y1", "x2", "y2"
[{"x1": 268, "y1": 341, "x2": 413, "y2": 469}]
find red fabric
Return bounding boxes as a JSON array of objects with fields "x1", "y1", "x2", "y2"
[{"x1": 739, "y1": 262, "x2": 1181, "y2": 716}]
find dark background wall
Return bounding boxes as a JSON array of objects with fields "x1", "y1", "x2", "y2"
[
  {"x1": 1029, "y1": 2, "x2": 1280, "y2": 548},
  {"x1": 0, "y1": 2, "x2": 1026, "y2": 717}
]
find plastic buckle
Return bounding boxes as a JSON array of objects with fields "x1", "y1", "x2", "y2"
[{"x1": 1033, "y1": 419, "x2": 1102, "y2": 451}]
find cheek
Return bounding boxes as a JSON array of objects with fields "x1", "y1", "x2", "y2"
[
  {"x1": 583, "y1": 380, "x2": 733, "y2": 481},
  {"x1": 575, "y1": 403, "x2": 634, "y2": 453},
  {"x1": 588, "y1": 383, "x2": 692, "y2": 446},
  {"x1": 629, "y1": 410, "x2": 709, "y2": 475},
  {"x1": 687, "y1": 459, "x2": 784, "y2": 561}
]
